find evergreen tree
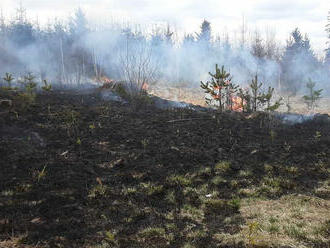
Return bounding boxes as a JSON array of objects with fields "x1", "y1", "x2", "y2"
[
  {"x1": 250, "y1": 74, "x2": 263, "y2": 112},
  {"x1": 302, "y1": 78, "x2": 322, "y2": 110},
  {"x1": 164, "y1": 24, "x2": 174, "y2": 46},
  {"x1": 196, "y1": 20, "x2": 211, "y2": 45},
  {"x1": 280, "y1": 28, "x2": 318, "y2": 94},
  {"x1": 7, "y1": 3, "x2": 35, "y2": 47},
  {"x1": 238, "y1": 75, "x2": 282, "y2": 113},
  {"x1": 182, "y1": 34, "x2": 195, "y2": 46},
  {"x1": 251, "y1": 30, "x2": 266, "y2": 60},
  {"x1": 201, "y1": 64, "x2": 237, "y2": 112},
  {"x1": 69, "y1": 8, "x2": 88, "y2": 38},
  {"x1": 150, "y1": 26, "x2": 164, "y2": 47}
]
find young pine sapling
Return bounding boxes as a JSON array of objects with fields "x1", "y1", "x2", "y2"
[
  {"x1": 3, "y1": 73, "x2": 15, "y2": 89},
  {"x1": 302, "y1": 78, "x2": 322, "y2": 111},
  {"x1": 24, "y1": 73, "x2": 37, "y2": 96},
  {"x1": 260, "y1": 86, "x2": 283, "y2": 112},
  {"x1": 201, "y1": 64, "x2": 237, "y2": 112},
  {"x1": 250, "y1": 74, "x2": 263, "y2": 112}
]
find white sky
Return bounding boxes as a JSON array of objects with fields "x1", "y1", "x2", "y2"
[{"x1": 1, "y1": 0, "x2": 329, "y2": 55}]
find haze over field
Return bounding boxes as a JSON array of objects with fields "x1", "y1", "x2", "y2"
[
  {"x1": 1, "y1": 2, "x2": 330, "y2": 248},
  {"x1": 0, "y1": 0, "x2": 329, "y2": 97},
  {"x1": 1, "y1": 0, "x2": 329, "y2": 52}
]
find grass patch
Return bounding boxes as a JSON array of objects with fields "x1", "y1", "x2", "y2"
[
  {"x1": 240, "y1": 194, "x2": 330, "y2": 247},
  {"x1": 167, "y1": 174, "x2": 192, "y2": 187},
  {"x1": 214, "y1": 161, "x2": 231, "y2": 174},
  {"x1": 204, "y1": 198, "x2": 240, "y2": 215}
]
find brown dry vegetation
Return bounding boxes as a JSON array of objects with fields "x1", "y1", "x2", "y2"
[
  {"x1": 0, "y1": 88, "x2": 329, "y2": 248},
  {"x1": 150, "y1": 85, "x2": 330, "y2": 115}
]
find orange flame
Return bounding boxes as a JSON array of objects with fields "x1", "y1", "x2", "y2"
[
  {"x1": 142, "y1": 82, "x2": 149, "y2": 91},
  {"x1": 99, "y1": 76, "x2": 115, "y2": 89},
  {"x1": 212, "y1": 93, "x2": 220, "y2": 99},
  {"x1": 99, "y1": 76, "x2": 113, "y2": 84},
  {"x1": 232, "y1": 96, "x2": 244, "y2": 112}
]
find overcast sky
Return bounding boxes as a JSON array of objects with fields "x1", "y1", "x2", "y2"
[{"x1": 1, "y1": 0, "x2": 329, "y2": 54}]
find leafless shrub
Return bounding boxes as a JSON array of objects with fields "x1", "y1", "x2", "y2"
[{"x1": 118, "y1": 37, "x2": 159, "y2": 96}]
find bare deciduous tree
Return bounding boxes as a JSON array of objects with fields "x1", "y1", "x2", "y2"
[{"x1": 119, "y1": 37, "x2": 159, "y2": 96}]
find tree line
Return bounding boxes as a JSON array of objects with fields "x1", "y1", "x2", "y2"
[{"x1": 0, "y1": 6, "x2": 329, "y2": 96}]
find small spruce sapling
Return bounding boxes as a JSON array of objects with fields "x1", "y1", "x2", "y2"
[
  {"x1": 250, "y1": 74, "x2": 263, "y2": 112},
  {"x1": 261, "y1": 86, "x2": 283, "y2": 112},
  {"x1": 14, "y1": 73, "x2": 37, "y2": 109},
  {"x1": 302, "y1": 78, "x2": 322, "y2": 111},
  {"x1": 200, "y1": 64, "x2": 234, "y2": 112},
  {"x1": 237, "y1": 75, "x2": 282, "y2": 113},
  {"x1": 24, "y1": 73, "x2": 37, "y2": 96},
  {"x1": 3, "y1": 73, "x2": 15, "y2": 89}
]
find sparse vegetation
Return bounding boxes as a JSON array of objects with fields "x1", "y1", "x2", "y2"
[
  {"x1": 201, "y1": 69, "x2": 282, "y2": 113},
  {"x1": 0, "y1": 86, "x2": 330, "y2": 248},
  {"x1": 303, "y1": 78, "x2": 323, "y2": 111},
  {"x1": 2, "y1": 73, "x2": 15, "y2": 89},
  {"x1": 41, "y1": 79, "x2": 52, "y2": 92},
  {"x1": 0, "y1": 5, "x2": 330, "y2": 248},
  {"x1": 200, "y1": 64, "x2": 239, "y2": 112}
]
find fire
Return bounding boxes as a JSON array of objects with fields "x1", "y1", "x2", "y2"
[
  {"x1": 142, "y1": 82, "x2": 149, "y2": 91},
  {"x1": 99, "y1": 76, "x2": 113, "y2": 84},
  {"x1": 212, "y1": 94, "x2": 220, "y2": 99},
  {"x1": 232, "y1": 96, "x2": 244, "y2": 112},
  {"x1": 98, "y1": 76, "x2": 115, "y2": 89},
  {"x1": 211, "y1": 93, "x2": 244, "y2": 111}
]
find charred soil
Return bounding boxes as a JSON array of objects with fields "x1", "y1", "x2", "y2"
[{"x1": 0, "y1": 90, "x2": 329, "y2": 248}]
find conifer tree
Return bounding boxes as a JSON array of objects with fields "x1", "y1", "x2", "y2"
[
  {"x1": 69, "y1": 8, "x2": 88, "y2": 38},
  {"x1": 183, "y1": 34, "x2": 195, "y2": 45},
  {"x1": 250, "y1": 74, "x2": 263, "y2": 112},
  {"x1": 251, "y1": 30, "x2": 266, "y2": 60},
  {"x1": 240, "y1": 75, "x2": 282, "y2": 113},
  {"x1": 280, "y1": 28, "x2": 318, "y2": 94},
  {"x1": 201, "y1": 64, "x2": 232, "y2": 112},
  {"x1": 302, "y1": 78, "x2": 322, "y2": 110},
  {"x1": 164, "y1": 24, "x2": 174, "y2": 45},
  {"x1": 260, "y1": 86, "x2": 283, "y2": 112},
  {"x1": 196, "y1": 20, "x2": 211, "y2": 44},
  {"x1": 3, "y1": 73, "x2": 14, "y2": 88}
]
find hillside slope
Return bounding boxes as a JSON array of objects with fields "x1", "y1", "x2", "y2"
[{"x1": 0, "y1": 90, "x2": 329, "y2": 248}]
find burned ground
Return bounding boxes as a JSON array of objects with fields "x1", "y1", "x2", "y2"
[{"x1": 0, "y1": 90, "x2": 329, "y2": 248}]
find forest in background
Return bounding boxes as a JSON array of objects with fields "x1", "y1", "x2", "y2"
[{"x1": 0, "y1": 5, "x2": 329, "y2": 96}]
